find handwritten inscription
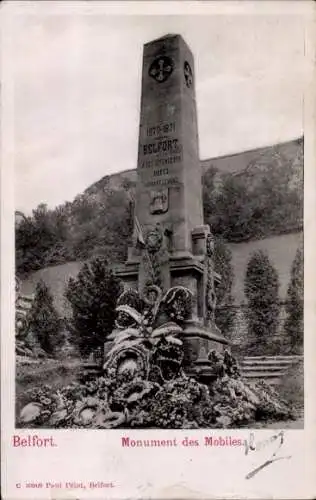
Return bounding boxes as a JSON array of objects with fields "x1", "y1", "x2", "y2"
[
  {"x1": 244, "y1": 431, "x2": 291, "y2": 480},
  {"x1": 244, "y1": 431, "x2": 284, "y2": 455}
]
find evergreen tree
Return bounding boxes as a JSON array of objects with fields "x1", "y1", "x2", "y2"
[
  {"x1": 29, "y1": 280, "x2": 63, "y2": 355},
  {"x1": 284, "y1": 245, "x2": 303, "y2": 352},
  {"x1": 244, "y1": 250, "x2": 280, "y2": 350},
  {"x1": 65, "y1": 257, "x2": 123, "y2": 357},
  {"x1": 213, "y1": 237, "x2": 235, "y2": 337}
]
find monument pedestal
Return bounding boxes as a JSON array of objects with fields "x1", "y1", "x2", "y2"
[
  {"x1": 181, "y1": 318, "x2": 230, "y2": 382},
  {"x1": 114, "y1": 235, "x2": 230, "y2": 382},
  {"x1": 115, "y1": 250, "x2": 207, "y2": 318}
]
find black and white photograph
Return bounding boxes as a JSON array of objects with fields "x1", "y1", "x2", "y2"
[{"x1": 12, "y1": 8, "x2": 305, "y2": 433}]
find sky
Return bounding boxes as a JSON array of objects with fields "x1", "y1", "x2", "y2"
[{"x1": 7, "y1": 3, "x2": 311, "y2": 213}]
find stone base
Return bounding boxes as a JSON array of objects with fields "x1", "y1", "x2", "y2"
[
  {"x1": 181, "y1": 319, "x2": 230, "y2": 383},
  {"x1": 114, "y1": 247, "x2": 221, "y2": 315},
  {"x1": 104, "y1": 319, "x2": 230, "y2": 386},
  {"x1": 112, "y1": 249, "x2": 229, "y2": 385},
  {"x1": 114, "y1": 252, "x2": 209, "y2": 318}
]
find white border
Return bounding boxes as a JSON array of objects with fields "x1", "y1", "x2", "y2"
[{"x1": 1, "y1": 2, "x2": 316, "y2": 499}]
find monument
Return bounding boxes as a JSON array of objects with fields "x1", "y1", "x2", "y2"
[
  {"x1": 114, "y1": 34, "x2": 230, "y2": 381},
  {"x1": 17, "y1": 35, "x2": 295, "y2": 431}
]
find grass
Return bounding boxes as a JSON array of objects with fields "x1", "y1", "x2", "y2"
[
  {"x1": 250, "y1": 358, "x2": 304, "y2": 429},
  {"x1": 277, "y1": 358, "x2": 304, "y2": 412},
  {"x1": 15, "y1": 357, "x2": 82, "y2": 421}
]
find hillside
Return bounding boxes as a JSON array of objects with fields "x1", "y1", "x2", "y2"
[
  {"x1": 85, "y1": 137, "x2": 303, "y2": 195},
  {"x1": 16, "y1": 137, "x2": 303, "y2": 278},
  {"x1": 20, "y1": 261, "x2": 85, "y2": 316},
  {"x1": 200, "y1": 137, "x2": 303, "y2": 176}
]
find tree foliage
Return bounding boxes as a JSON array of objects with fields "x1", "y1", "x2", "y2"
[
  {"x1": 284, "y1": 245, "x2": 303, "y2": 352},
  {"x1": 64, "y1": 258, "x2": 123, "y2": 357},
  {"x1": 203, "y1": 145, "x2": 303, "y2": 242},
  {"x1": 15, "y1": 183, "x2": 133, "y2": 277},
  {"x1": 244, "y1": 250, "x2": 280, "y2": 349},
  {"x1": 213, "y1": 237, "x2": 235, "y2": 337},
  {"x1": 29, "y1": 280, "x2": 63, "y2": 355}
]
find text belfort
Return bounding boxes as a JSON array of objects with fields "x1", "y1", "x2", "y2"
[{"x1": 13, "y1": 435, "x2": 57, "y2": 447}]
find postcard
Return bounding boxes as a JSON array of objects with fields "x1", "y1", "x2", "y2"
[{"x1": 1, "y1": 1, "x2": 315, "y2": 499}]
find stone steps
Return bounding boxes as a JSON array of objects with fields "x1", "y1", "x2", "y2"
[
  {"x1": 239, "y1": 355, "x2": 303, "y2": 385},
  {"x1": 241, "y1": 365, "x2": 286, "y2": 373},
  {"x1": 243, "y1": 355, "x2": 302, "y2": 361},
  {"x1": 241, "y1": 371, "x2": 285, "y2": 378},
  {"x1": 242, "y1": 360, "x2": 297, "y2": 368}
]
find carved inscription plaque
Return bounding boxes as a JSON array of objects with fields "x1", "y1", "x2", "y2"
[{"x1": 139, "y1": 119, "x2": 182, "y2": 188}]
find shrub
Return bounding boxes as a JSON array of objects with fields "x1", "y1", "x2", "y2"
[
  {"x1": 244, "y1": 250, "x2": 280, "y2": 351},
  {"x1": 28, "y1": 280, "x2": 63, "y2": 355},
  {"x1": 214, "y1": 237, "x2": 235, "y2": 337},
  {"x1": 65, "y1": 257, "x2": 123, "y2": 357},
  {"x1": 277, "y1": 359, "x2": 304, "y2": 412},
  {"x1": 284, "y1": 245, "x2": 303, "y2": 353}
]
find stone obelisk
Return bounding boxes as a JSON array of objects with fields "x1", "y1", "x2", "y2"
[
  {"x1": 135, "y1": 34, "x2": 203, "y2": 253},
  {"x1": 117, "y1": 34, "x2": 219, "y2": 320},
  {"x1": 115, "y1": 34, "x2": 230, "y2": 373}
]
